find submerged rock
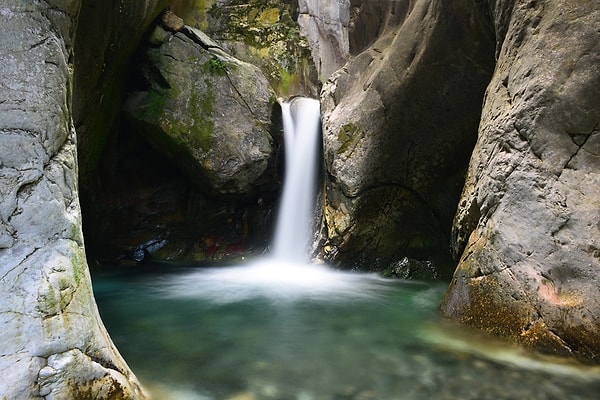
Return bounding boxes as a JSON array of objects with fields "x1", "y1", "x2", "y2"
[
  {"x1": 440, "y1": 0, "x2": 600, "y2": 363},
  {"x1": 318, "y1": 0, "x2": 495, "y2": 274},
  {"x1": 125, "y1": 26, "x2": 278, "y2": 195}
]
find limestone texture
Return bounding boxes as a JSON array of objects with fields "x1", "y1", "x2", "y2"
[
  {"x1": 298, "y1": 0, "x2": 351, "y2": 80},
  {"x1": 440, "y1": 0, "x2": 600, "y2": 363},
  {"x1": 0, "y1": 0, "x2": 146, "y2": 398},
  {"x1": 318, "y1": 0, "x2": 495, "y2": 274}
]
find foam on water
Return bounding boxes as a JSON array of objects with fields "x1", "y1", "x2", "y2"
[{"x1": 157, "y1": 259, "x2": 393, "y2": 304}]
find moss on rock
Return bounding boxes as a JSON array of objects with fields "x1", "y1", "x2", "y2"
[{"x1": 172, "y1": 0, "x2": 318, "y2": 97}]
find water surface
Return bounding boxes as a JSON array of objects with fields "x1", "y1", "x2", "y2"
[{"x1": 93, "y1": 261, "x2": 600, "y2": 400}]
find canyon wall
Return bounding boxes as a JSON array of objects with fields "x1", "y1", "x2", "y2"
[
  {"x1": 1, "y1": 5, "x2": 599, "y2": 400},
  {"x1": 313, "y1": 0, "x2": 600, "y2": 362},
  {"x1": 0, "y1": 0, "x2": 147, "y2": 398},
  {"x1": 317, "y1": 0, "x2": 495, "y2": 276},
  {"x1": 440, "y1": 0, "x2": 600, "y2": 362},
  {"x1": 74, "y1": 0, "x2": 168, "y2": 186}
]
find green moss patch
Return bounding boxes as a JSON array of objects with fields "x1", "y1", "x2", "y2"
[{"x1": 337, "y1": 123, "x2": 363, "y2": 155}]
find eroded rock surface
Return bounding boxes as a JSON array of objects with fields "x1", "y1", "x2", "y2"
[
  {"x1": 0, "y1": 0, "x2": 145, "y2": 398},
  {"x1": 441, "y1": 0, "x2": 600, "y2": 363},
  {"x1": 318, "y1": 0, "x2": 495, "y2": 273}
]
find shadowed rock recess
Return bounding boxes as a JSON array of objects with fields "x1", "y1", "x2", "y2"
[
  {"x1": 80, "y1": 0, "x2": 316, "y2": 265},
  {"x1": 440, "y1": 0, "x2": 600, "y2": 363}
]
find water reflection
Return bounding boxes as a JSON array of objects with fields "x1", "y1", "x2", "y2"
[{"x1": 93, "y1": 262, "x2": 600, "y2": 400}]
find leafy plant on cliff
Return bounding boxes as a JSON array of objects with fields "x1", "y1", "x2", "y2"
[{"x1": 208, "y1": 56, "x2": 227, "y2": 75}]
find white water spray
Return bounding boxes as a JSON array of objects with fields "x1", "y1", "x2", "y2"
[
  {"x1": 160, "y1": 97, "x2": 387, "y2": 303},
  {"x1": 272, "y1": 97, "x2": 322, "y2": 262}
]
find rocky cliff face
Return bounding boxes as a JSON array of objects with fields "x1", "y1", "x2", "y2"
[
  {"x1": 297, "y1": 0, "x2": 351, "y2": 80},
  {"x1": 440, "y1": 0, "x2": 600, "y2": 362},
  {"x1": 0, "y1": 0, "x2": 145, "y2": 398},
  {"x1": 312, "y1": 0, "x2": 600, "y2": 363},
  {"x1": 317, "y1": 0, "x2": 495, "y2": 275},
  {"x1": 2, "y1": 6, "x2": 599, "y2": 399}
]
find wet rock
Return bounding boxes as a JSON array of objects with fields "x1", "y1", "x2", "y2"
[
  {"x1": 318, "y1": 0, "x2": 495, "y2": 274},
  {"x1": 383, "y1": 257, "x2": 439, "y2": 280},
  {"x1": 440, "y1": 0, "x2": 600, "y2": 363}
]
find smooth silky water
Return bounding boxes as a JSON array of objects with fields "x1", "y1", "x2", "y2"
[
  {"x1": 94, "y1": 266, "x2": 600, "y2": 400},
  {"x1": 92, "y1": 99, "x2": 600, "y2": 399}
]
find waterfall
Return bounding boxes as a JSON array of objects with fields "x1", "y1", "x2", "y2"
[
  {"x1": 156, "y1": 97, "x2": 388, "y2": 302},
  {"x1": 272, "y1": 97, "x2": 321, "y2": 262}
]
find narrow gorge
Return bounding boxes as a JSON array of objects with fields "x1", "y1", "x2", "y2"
[{"x1": 0, "y1": 0, "x2": 599, "y2": 398}]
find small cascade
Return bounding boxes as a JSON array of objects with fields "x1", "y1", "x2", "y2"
[{"x1": 271, "y1": 97, "x2": 322, "y2": 262}]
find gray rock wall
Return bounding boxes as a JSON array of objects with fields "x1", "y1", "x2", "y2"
[
  {"x1": 0, "y1": 0, "x2": 146, "y2": 398},
  {"x1": 297, "y1": 0, "x2": 351, "y2": 79},
  {"x1": 317, "y1": 0, "x2": 495, "y2": 274},
  {"x1": 441, "y1": 0, "x2": 600, "y2": 362}
]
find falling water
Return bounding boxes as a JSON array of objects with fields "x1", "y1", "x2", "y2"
[
  {"x1": 271, "y1": 97, "x2": 322, "y2": 262},
  {"x1": 140, "y1": 96, "x2": 386, "y2": 303}
]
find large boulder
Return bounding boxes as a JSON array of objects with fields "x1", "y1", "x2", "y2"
[
  {"x1": 82, "y1": 23, "x2": 281, "y2": 264},
  {"x1": 440, "y1": 0, "x2": 600, "y2": 363},
  {"x1": 0, "y1": 0, "x2": 145, "y2": 398},
  {"x1": 125, "y1": 26, "x2": 278, "y2": 195},
  {"x1": 318, "y1": 0, "x2": 495, "y2": 274}
]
